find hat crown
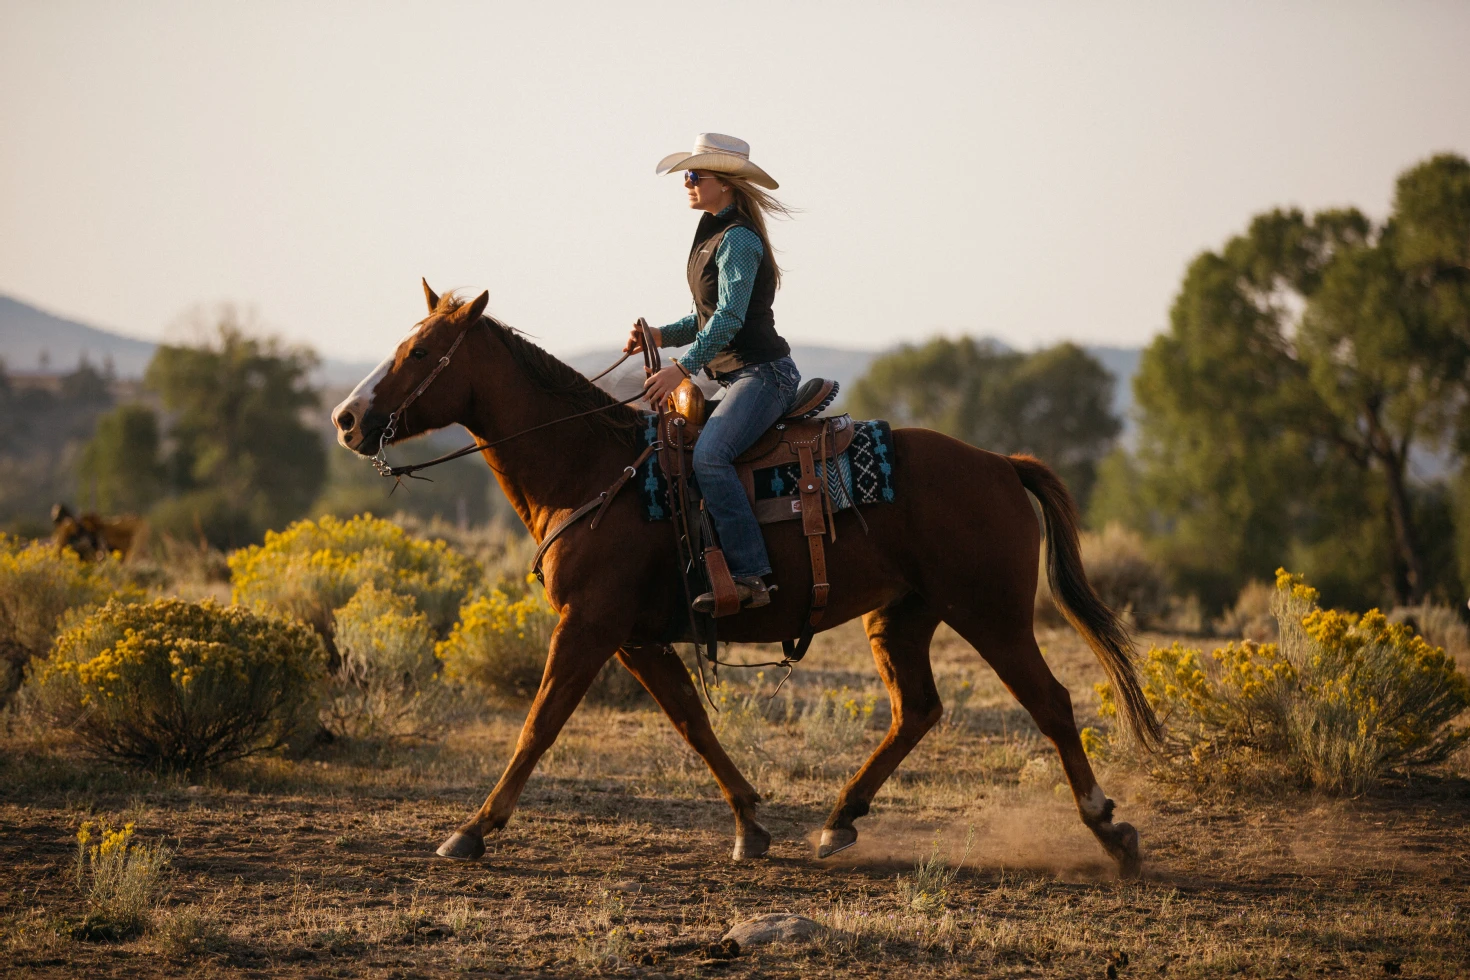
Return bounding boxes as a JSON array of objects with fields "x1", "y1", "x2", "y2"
[{"x1": 692, "y1": 133, "x2": 750, "y2": 159}]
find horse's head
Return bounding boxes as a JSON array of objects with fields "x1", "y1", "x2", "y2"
[{"x1": 333, "y1": 280, "x2": 488, "y2": 455}]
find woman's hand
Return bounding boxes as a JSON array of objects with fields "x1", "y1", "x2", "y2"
[
  {"x1": 643, "y1": 364, "x2": 687, "y2": 407},
  {"x1": 623, "y1": 322, "x2": 661, "y2": 354}
]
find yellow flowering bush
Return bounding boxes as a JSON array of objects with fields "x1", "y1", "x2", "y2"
[
  {"x1": 228, "y1": 514, "x2": 480, "y2": 643},
  {"x1": 325, "y1": 583, "x2": 455, "y2": 738},
  {"x1": 28, "y1": 597, "x2": 326, "y2": 772},
  {"x1": 0, "y1": 534, "x2": 140, "y2": 702},
  {"x1": 798, "y1": 687, "x2": 879, "y2": 756},
  {"x1": 72, "y1": 819, "x2": 171, "y2": 940},
  {"x1": 1098, "y1": 569, "x2": 1470, "y2": 792},
  {"x1": 437, "y1": 585, "x2": 557, "y2": 700}
]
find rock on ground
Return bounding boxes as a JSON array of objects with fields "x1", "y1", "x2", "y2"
[{"x1": 722, "y1": 913, "x2": 823, "y2": 947}]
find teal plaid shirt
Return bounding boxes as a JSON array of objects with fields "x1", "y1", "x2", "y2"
[{"x1": 660, "y1": 206, "x2": 765, "y2": 376}]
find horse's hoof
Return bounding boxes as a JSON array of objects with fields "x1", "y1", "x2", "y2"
[
  {"x1": 435, "y1": 830, "x2": 485, "y2": 861},
  {"x1": 816, "y1": 827, "x2": 857, "y2": 859},
  {"x1": 732, "y1": 822, "x2": 771, "y2": 861},
  {"x1": 1110, "y1": 822, "x2": 1142, "y2": 879}
]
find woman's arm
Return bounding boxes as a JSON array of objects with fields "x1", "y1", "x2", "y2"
[
  {"x1": 658, "y1": 313, "x2": 699, "y2": 347},
  {"x1": 677, "y1": 227, "x2": 763, "y2": 376}
]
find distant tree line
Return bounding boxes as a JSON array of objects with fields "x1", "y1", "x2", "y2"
[
  {"x1": 1091, "y1": 153, "x2": 1470, "y2": 611},
  {"x1": 0, "y1": 310, "x2": 505, "y2": 548},
  {"x1": 844, "y1": 154, "x2": 1470, "y2": 616}
]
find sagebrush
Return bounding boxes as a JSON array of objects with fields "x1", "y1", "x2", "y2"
[
  {"x1": 0, "y1": 534, "x2": 139, "y2": 701},
  {"x1": 325, "y1": 583, "x2": 458, "y2": 739},
  {"x1": 1098, "y1": 569, "x2": 1470, "y2": 792},
  {"x1": 28, "y1": 597, "x2": 326, "y2": 772},
  {"x1": 228, "y1": 513, "x2": 480, "y2": 645},
  {"x1": 72, "y1": 820, "x2": 171, "y2": 940}
]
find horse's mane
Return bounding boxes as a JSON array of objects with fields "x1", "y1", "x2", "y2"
[{"x1": 434, "y1": 293, "x2": 641, "y2": 448}]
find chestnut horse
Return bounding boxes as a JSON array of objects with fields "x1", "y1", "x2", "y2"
[{"x1": 332, "y1": 284, "x2": 1161, "y2": 875}]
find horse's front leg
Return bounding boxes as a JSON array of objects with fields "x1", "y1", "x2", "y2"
[
  {"x1": 617, "y1": 644, "x2": 770, "y2": 860},
  {"x1": 436, "y1": 611, "x2": 619, "y2": 860}
]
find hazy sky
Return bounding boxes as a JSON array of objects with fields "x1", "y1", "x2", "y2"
[{"x1": 3, "y1": 1, "x2": 1468, "y2": 364}]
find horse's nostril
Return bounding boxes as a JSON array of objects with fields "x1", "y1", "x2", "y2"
[{"x1": 336, "y1": 411, "x2": 356, "y2": 432}]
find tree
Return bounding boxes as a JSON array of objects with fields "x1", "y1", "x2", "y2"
[
  {"x1": 144, "y1": 316, "x2": 326, "y2": 547},
  {"x1": 1096, "y1": 153, "x2": 1470, "y2": 609},
  {"x1": 76, "y1": 404, "x2": 165, "y2": 514},
  {"x1": 847, "y1": 338, "x2": 1120, "y2": 508}
]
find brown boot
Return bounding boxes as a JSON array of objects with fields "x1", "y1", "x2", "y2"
[{"x1": 692, "y1": 576, "x2": 775, "y2": 615}]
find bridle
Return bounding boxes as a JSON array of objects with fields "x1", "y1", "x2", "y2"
[{"x1": 367, "y1": 316, "x2": 643, "y2": 486}]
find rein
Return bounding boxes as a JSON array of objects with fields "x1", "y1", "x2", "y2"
[{"x1": 370, "y1": 324, "x2": 640, "y2": 486}]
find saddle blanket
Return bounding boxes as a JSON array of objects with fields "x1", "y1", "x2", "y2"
[{"x1": 635, "y1": 414, "x2": 896, "y2": 524}]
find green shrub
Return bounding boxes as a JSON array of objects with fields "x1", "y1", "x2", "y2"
[
  {"x1": 324, "y1": 583, "x2": 455, "y2": 739},
  {"x1": 228, "y1": 514, "x2": 480, "y2": 643},
  {"x1": 71, "y1": 819, "x2": 171, "y2": 941},
  {"x1": 0, "y1": 534, "x2": 139, "y2": 702},
  {"x1": 1098, "y1": 569, "x2": 1470, "y2": 792},
  {"x1": 28, "y1": 597, "x2": 326, "y2": 772}
]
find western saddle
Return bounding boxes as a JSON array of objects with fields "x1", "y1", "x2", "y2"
[
  {"x1": 529, "y1": 322, "x2": 850, "y2": 667},
  {"x1": 647, "y1": 321, "x2": 847, "y2": 661}
]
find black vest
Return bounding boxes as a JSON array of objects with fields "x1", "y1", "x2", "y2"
[{"x1": 686, "y1": 209, "x2": 789, "y2": 376}]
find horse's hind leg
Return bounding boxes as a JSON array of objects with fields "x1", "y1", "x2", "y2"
[
  {"x1": 943, "y1": 611, "x2": 1142, "y2": 877},
  {"x1": 817, "y1": 591, "x2": 943, "y2": 858},
  {"x1": 616, "y1": 644, "x2": 770, "y2": 860}
]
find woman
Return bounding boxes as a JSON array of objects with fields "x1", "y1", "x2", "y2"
[{"x1": 627, "y1": 133, "x2": 800, "y2": 613}]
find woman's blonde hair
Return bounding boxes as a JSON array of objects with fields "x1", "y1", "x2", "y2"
[{"x1": 718, "y1": 174, "x2": 796, "y2": 289}]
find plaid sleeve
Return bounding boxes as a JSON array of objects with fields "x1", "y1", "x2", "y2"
[{"x1": 678, "y1": 226, "x2": 764, "y2": 376}]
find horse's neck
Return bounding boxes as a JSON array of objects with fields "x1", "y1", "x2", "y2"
[{"x1": 462, "y1": 358, "x2": 636, "y2": 541}]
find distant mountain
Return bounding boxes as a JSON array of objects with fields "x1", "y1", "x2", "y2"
[
  {"x1": 0, "y1": 295, "x2": 156, "y2": 377},
  {"x1": 0, "y1": 294, "x2": 1145, "y2": 429},
  {"x1": 0, "y1": 293, "x2": 381, "y2": 385},
  {"x1": 1086, "y1": 345, "x2": 1142, "y2": 431}
]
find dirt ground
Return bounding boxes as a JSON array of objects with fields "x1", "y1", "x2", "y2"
[{"x1": 3, "y1": 621, "x2": 1468, "y2": 979}]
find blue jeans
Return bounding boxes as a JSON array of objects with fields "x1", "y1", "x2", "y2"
[{"x1": 693, "y1": 356, "x2": 801, "y2": 578}]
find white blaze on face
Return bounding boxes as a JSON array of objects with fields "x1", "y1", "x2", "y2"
[{"x1": 332, "y1": 321, "x2": 428, "y2": 449}]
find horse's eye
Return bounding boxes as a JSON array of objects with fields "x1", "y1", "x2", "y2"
[{"x1": 410, "y1": 347, "x2": 429, "y2": 360}]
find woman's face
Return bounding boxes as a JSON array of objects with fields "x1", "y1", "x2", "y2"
[{"x1": 685, "y1": 170, "x2": 733, "y2": 213}]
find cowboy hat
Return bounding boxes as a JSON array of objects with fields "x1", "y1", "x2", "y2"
[{"x1": 655, "y1": 133, "x2": 778, "y2": 190}]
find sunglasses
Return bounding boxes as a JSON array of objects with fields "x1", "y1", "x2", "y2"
[{"x1": 684, "y1": 170, "x2": 727, "y2": 185}]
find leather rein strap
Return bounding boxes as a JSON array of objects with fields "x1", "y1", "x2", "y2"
[
  {"x1": 372, "y1": 321, "x2": 643, "y2": 484},
  {"x1": 528, "y1": 319, "x2": 663, "y2": 582},
  {"x1": 530, "y1": 440, "x2": 659, "y2": 582}
]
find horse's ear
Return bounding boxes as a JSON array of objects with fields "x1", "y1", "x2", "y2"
[
  {"x1": 422, "y1": 278, "x2": 440, "y2": 314},
  {"x1": 455, "y1": 290, "x2": 490, "y2": 323}
]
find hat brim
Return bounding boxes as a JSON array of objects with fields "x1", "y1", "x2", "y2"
[{"x1": 655, "y1": 151, "x2": 778, "y2": 190}]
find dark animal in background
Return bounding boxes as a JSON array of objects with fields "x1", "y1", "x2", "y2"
[{"x1": 51, "y1": 503, "x2": 146, "y2": 561}]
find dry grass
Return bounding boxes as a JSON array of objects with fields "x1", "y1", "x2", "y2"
[{"x1": 2, "y1": 619, "x2": 1468, "y2": 978}]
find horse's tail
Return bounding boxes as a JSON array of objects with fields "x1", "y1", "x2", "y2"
[{"x1": 1009, "y1": 454, "x2": 1163, "y2": 751}]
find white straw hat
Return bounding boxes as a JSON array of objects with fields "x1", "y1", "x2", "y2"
[{"x1": 655, "y1": 133, "x2": 778, "y2": 190}]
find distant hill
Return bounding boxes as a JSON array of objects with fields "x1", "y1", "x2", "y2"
[
  {"x1": 0, "y1": 294, "x2": 1144, "y2": 427},
  {"x1": 0, "y1": 293, "x2": 380, "y2": 384},
  {"x1": 0, "y1": 295, "x2": 157, "y2": 377}
]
